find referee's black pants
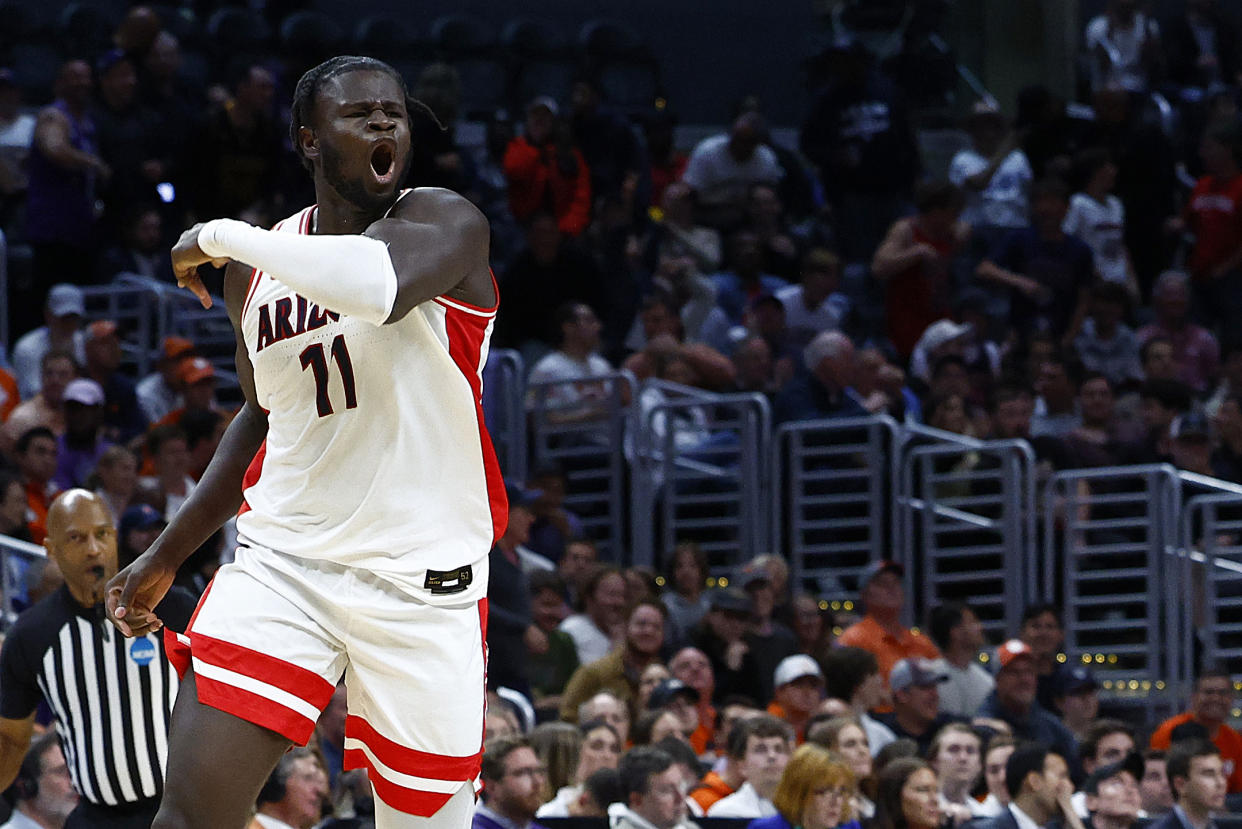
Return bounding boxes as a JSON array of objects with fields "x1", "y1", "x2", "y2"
[{"x1": 65, "y1": 795, "x2": 161, "y2": 828}]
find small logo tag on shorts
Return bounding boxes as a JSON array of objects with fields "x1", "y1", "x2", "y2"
[{"x1": 424, "y1": 565, "x2": 473, "y2": 595}]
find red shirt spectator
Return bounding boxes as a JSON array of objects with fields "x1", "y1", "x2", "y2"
[
  {"x1": 503, "y1": 97, "x2": 592, "y2": 236},
  {"x1": 1184, "y1": 172, "x2": 1242, "y2": 282}
]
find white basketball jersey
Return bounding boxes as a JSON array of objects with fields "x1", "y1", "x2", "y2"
[{"x1": 234, "y1": 200, "x2": 506, "y2": 588}]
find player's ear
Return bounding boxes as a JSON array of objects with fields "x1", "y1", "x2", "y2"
[{"x1": 299, "y1": 125, "x2": 319, "y2": 164}]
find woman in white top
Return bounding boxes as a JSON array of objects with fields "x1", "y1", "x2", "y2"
[
  {"x1": 536, "y1": 719, "x2": 623, "y2": 817},
  {"x1": 1062, "y1": 148, "x2": 1140, "y2": 302}
]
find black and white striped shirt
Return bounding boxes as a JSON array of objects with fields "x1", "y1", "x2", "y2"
[{"x1": 0, "y1": 584, "x2": 194, "y2": 806}]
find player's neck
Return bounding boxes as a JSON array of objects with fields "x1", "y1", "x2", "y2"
[{"x1": 311, "y1": 189, "x2": 392, "y2": 236}]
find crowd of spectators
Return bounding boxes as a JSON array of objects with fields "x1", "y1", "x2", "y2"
[{"x1": 6, "y1": 0, "x2": 1242, "y2": 826}]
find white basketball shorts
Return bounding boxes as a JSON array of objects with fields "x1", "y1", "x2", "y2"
[{"x1": 165, "y1": 538, "x2": 489, "y2": 817}]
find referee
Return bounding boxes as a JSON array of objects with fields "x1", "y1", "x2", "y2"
[{"x1": 0, "y1": 490, "x2": 194, "y2": 827}]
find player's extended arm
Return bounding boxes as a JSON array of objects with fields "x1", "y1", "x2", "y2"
[
  {"x1": 107, "y1": 261, "x2": 269, "y2": 637},
  {"x1": 179, "y1": 188, "x2": 492, "y2": 325},
  {"x1": 0, "y1": 714, "x2": 35, "y2": 791}
]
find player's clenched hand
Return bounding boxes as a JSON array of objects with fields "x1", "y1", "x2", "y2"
[
  {"x1": 106, "y1": 551, "x2": 177, "y2": 638},
  {"x1": 170, "y1": 223, "x2": 229, "y2": 309}
]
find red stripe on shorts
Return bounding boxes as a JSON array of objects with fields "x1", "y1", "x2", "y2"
[
  {"x1": 345, "y1": 715, "x2": 482, "y2": 780},
  {"x1": 192, "y1": 632, "x2": 335, "y2": 709},
  {"x1": 195, "y1": 670, "x2": 319, "y2": 745},
  {"x1": 343, "y1": 748, "x2": 458, "y2": 817}
]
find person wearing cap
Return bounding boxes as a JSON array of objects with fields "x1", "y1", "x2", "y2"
[
  {"x1": 836, "y1": 560, "x2": 941, "y2": 689},
  {"x1": 1169, "y1": 411, "x2": 1232, "y2": 478},
  {"x1": 928, "y1": 602, "x2": 995, "y2": 719},
  {"x1": 118, "y1": 502, "x2": 166, "y2": 570},
  {"x1": 977, "y1": 640, "x2": 1079, "y2": 777},
  {"x1": 690, "y1": 588, "x2": 765, "y2": 705},
  {"x1": 503, "y1": 96, "x2": 591, "y2": 236},
  {"x1": 948, "y1": 102, "x2": 1032, "y2": 238},
  {"x1": 648, "y1": 678, "x2": 702, "y2": 741},
  {"x1": 53, "y1": 378, "x2": 112, "y2": 491},
  {"x1": 11, "y1": 285, "x2": 87, "y2": 402},
  {"x1": 1150, "y1": 667, "x2": 1242, "y2": 794},
  {"x1": 486, "y1": 483, "x2": 543, "y2": 697},
  {"x1": 560, "y1": 600, "x2": 668, "y2": 724},
  {"x1": 3, "y1": 351, "x2": 77, "y2": 455},
  {"x1": 739, "y1": 558, "x2": 798, "y2": 704},
  {"x1": 1051, "y1": 665, "x2": 1100, "y2": 742},
  {"x1": 1147, "y1": 739, "x2": 1226, "y2": 829},
  {"x1": 152, "y1": 357, "x2": 220, "y2": 429},
  {"x1": 876, "y1": 658, "x2": 960, "y2": 757},
  {"x1": 908, "y1": 319, "x2": 975, "y2": 386},
  {"x1": 1080, "y1": 753, "x2": 1144, "y2": 829},
  {"x1": 82, "y1": 320, "x2": 146, "y2": 444},
  {"x1": 768, "y1": 654, "x2": 825, "y2": 744},
  {"x1": 668, "y1": 646, "x2": 717, "y2": 756},
  {"x1": 135, "y1": 337, "x2": 195, "y2": 425}
]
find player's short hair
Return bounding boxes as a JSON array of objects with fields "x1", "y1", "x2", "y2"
[{"x1": 288, "y1": 55, "x2": 443, "y2": 172}]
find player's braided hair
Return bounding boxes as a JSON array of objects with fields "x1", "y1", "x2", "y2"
[{"x1": 289, "y1": 55, "x2": 444, "y2": 172}]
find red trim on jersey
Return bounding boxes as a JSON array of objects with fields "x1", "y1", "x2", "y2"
[
  {"x1": 237, "y1": 439, "x2": 267, "y2": 517},
  {"x1": 343, "y1": 749, "x2": 458, "y2": 816},
  {"x1": 440, "y1": 307, "x2": 507, "y2": 543},
  {"x1": 345, "y1": 716, "x2": 482, "y2": 780},
  {"x1": 165, "y1": 628, "x2": 190, "y2": 677},
  {"x1": 434, "y1": 269, "x2": 500, "y2": 314},
  {"x1": 241, "y1": 267, "x2": 261, "y2": 319}
]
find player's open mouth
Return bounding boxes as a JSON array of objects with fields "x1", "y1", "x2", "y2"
[{"x1": 370, "y1": 143, "x2": 395, "y2": 184}]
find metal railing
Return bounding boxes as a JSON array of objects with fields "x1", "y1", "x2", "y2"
[
  {"x1": 629, "y1": 381, "x2": 770, "y2": 572},
  {"x1": 1, "y1": 534, "x2": 47, "y2": 632},
  {"x1": 527, "y1": 372, "x2": 636, "y2": 563},
  {"x1": 481, "y1": 348, "x2": 526, "y2": 480},
  {"x1": 772, "y1": 416, "x2": 899, "y2": 601}
]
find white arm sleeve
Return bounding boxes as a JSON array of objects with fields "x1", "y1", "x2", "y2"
[{"x1": 198, "y1": 218, "x2": 398, "y2": 326}]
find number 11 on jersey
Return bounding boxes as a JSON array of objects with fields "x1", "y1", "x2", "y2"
[{"x1": 300, "y1": 334, "x2": 357, "y2": 417}]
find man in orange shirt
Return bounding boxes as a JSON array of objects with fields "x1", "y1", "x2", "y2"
[
  {"x1": 669, "y1": 646, "x2": 716, "y2": 756},
  {"x1": 837, "y1": 560, "x2": 941, "y2": 688},
  {"x1": 1150, "y1": 667, "x2": 1242, "y2": 792}
]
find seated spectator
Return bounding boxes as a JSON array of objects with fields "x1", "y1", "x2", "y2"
[
  {"x1": 732, "y1": 335, "x2": 787, "y2": 399},
  {"x1": 136, "y1": 336, "x2": 193, "y2": 425},
  {"x1": 11, "y1": 285, "x2": 86, "y2": 401},
  {"x1": 871, "y1": 181, "x2": 969, "y2": 361},
  {"x1": 977, "y1": 178, "x2": 1093, "y2": 343},
  {"x1": 977, "y1": 735, "x2": 1017, "y2": 816},
  {"x1": 1167, "y1": 411, "x2": 1238, "y2": 479},
  {"x1": 807, "y1": 716, "x2": 876, "y2": 819},
  {"x1": 652, "y1": 180, "x2": 722, "y2": 277},
  {"x1": 691, "y1": 588, "x2": 765, "y2": 705},
  {"x1": 623, "y1": 292, "x2": 736, "y2": 389},
  {"x1": 976, "y1": 641, "x2": 1078, "y2": 772},
  {"x1": 97, "y1": 203, "x2": 175, "y2": 283},
  {"x1": 1139, "y1": 750, "x2": 1173, "y2": 818},
  {"x1": 1142, "y1": 337, "x2": 1179, "y2": 383},
  {"x1": 928, "y1": 602, "x2": 995, "y2": 718},
  {"x1": 525, "y1": 464, "x2": 585, "y2": 564},
  {"x1": 820, "y1": 647, "x2": 898, "y2": 756},
  {"x1": 909, "y1": 320, "x2": 974, "y2": 389},
  {"x1": 53, "y1": 379, "x2": 112, "y2": 490},
  {"x1": 752, "y1": 743, "x2": 863, "y2": 829},
  {"x1": 251, "y1": 746, "x2": 329, "y2": 829},
  {"x1": 836, "y1": 561, "x2": 941, "y2": 687},
  {"x1": 91, "y1": 444, "x2": 138, "y2": 527},
  {"x1": 1073, "y1": 721, "x2": 1138, "y2": 817},
  {"x1": 631, "y1": 709, "x2": 689, "y2": 747},
  {"x1": 0, "y1": 469, "x2": 32, "y2": 544},
  {"x1": 1063, "y1": 373, "x2": 1136, "y2": 467},
  {"x1": 1138, "y1": 271, "x2": 1221, "y2": 395},
  {"x1": 1050, "y1": 665, "x2": 1100, "y2": 743},
  {"x1": 560, "y1": 600, "x2": 667, "y2": 722},
  {"x1": 504, "y1": 97, "x2": 591, "y2": 237},
  {"x1": 1147, "y1": 739, "x2": 1226, "y2": 829},
  {"x1": 530, "y1": 722, "x2": 585, "y2": 817},
  {"x1": 2, "y1": 731, "x2": 78, "y2": 828},
  {"x1": 182, "y1": 409, "x2": 225, "y2": 483},
  {"x1": 708, "y1": 716, "x2": 795, "y2": 817},
  {"x1": 731, "y1": 294, "x2": 799, "y2": 378},
  {"x1": 527, "y1": 303, "x2": 615, "y2": 423},
  {"x1": 871, "y1": 757, "x2": 941, "y2": 829},
  {"x1": 768, "y1": 655, "x2": 826, "y2": 743},
  {"x1": 711, "y1": 231, "x2": 789, "y2": 327},
  {"x1": 1128, "y1": 378, "x2": 1192, "y2": 463},
  {"x1": 82, "y1": 320, "x2": 146, "y2": 444},
  {"x1": 639, "y1": 663, "x2": 673, "y2": 711},
  {"x1": 137, "y1": 424, "x2": 195, "y2": 521},
  {"x1": 1063, "y1": 149, "x2": 1139, "y2": 301},
  {"x1": 1017, "y1": 604, "x2": 1067, "y2": 711},
  {"x1": 683, "y1": 112, "x2": 784, "y2": 230},
  {"x1": 1085, "y1": 0, "x2": 1163, "y2": 93},
  {"x1": 929, "y1": 723, "x2": 986, "y2": 823},
  {"x1": 669, "y1": 647, "x2": 717, "y2": 756},
  {"x1": 773, "y1": 332, "x2": 867, "y2": 424},
  {"x1": 476, "y1": 737, "x2": 550, "y2": 829},
  {"x1": 791, "y1": 594, "x2": 836, "y2": 671},
  {"x1": 1081, "y1": 753, "x2": 1145, "y2": 829},
  {"x1": 118, "y1": 502, "x2": 164, "y2": 569},
  {"x1": 949, "y1": 103, "x2": 1032, "y2": 245},
  {"x1": 154, "y1": 357, "x2": 220, "y2": 428},
  {"x1": 610, "y1": 746, "x2": 695, "y2": 829},
  {"x1": 487, "y1": 485, "x2": 540, "y2": 696},
  {"x1": 13, "y1": 427, "x2": 59, "y2": 544},
  {"x1": 578, "y1": 692, "x2": 632, "y2": 745},
  {"x1": 968, "y1": 743, "x2": 1075, "y2": 829},
  {"x1": 746, "y1": 183, "x2": 802, "y2": 281},
  {"x1": 0, "y1": 68, "x2": 35, "y2": 219},
  {"x1": 876, "y1": 659, "x2": 960, "y2": 757},
  {"x1": 570, "y1": 767, "x2": 624, "y2": 818},
  {"x1": 558, "y1": 537, "x2": 598, "y2": 609},
  {"x1": 689, "y1": 700, "x2": 764, "y2": 811},
  {"x1": 559, "y1": 565, "x2": 627, "y2": 669},
  {"x1": 1074, "y1": 281, "x2": 1143, "y2": 389},
  {"x1": 740, "y1": 562, "x2": 799, "y2": 703},
  {"x1": 647, "y1": 678, "x2": 702, "y2": 743},
  {"x1": 1032, "y1": 352, "x2": 1083, "y2": 439},
  {"x1": 776, "y1": 248, "x2": 849, "y2": 351},
  {"x1": 1150, "y1": 667, "x2": 1242, "y2": 792},
  {"x1": 3, "y1": 350, "x2": 76, "y2": 453},
  {"x1": 662, "y1": 542, "x2": 711, "y2": 646}
]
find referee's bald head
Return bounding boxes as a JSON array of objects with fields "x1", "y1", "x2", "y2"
[{"x1": 45, "y1": 489, "x2": 118, "y2": 607}]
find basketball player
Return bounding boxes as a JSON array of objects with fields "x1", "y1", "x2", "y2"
[{"x1": 104, "y1": 56, "x2": 504, "y2": 829}]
